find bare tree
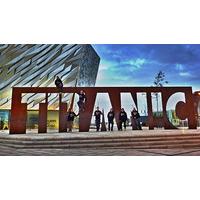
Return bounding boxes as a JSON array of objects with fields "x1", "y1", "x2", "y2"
[{"x1": 153, "y1": 71, "x2": 168, "y2": 114}]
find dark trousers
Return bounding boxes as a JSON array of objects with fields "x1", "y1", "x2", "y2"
[
  {"x1": 67, "y1": 121, "x2": 73, "y2": 132},
  {"x1": 77, "y1": 100, "x2": 85, "y2": 111},
  {"x1": 119, "y1": 120, "x2": 126, "y2": 130},
  {"x1": 95, "y1": 119, "x2": 101, "y2": 131},
  {"x1": 108, "y1": 121, "x2": 114, "y2": 131},
  {"x1": 132, "y1": 118, "x2": 142, "y2": 130}
]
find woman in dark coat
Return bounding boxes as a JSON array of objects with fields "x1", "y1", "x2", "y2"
[{"x1": 131, "y1": 108, "x2": 142, "y2": 130}]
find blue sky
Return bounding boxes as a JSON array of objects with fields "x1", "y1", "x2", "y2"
[{"x1": 93, "y1": 44, "x2": 200, "y2": 91}]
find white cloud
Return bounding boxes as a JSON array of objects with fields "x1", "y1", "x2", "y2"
[
  {"x1": 98, "y1": 58, "x2": 148, "y2": 74},
  {"x1": 179, "y1": 72, "x2": 193, "y2": 77},
  {"x1": 176, "y1": 63, "x2": 184, "y2": 71},
  {"x1": 124, "y1": 58, "x2": 146, "y2": 70},
  {"x1": 98, "y1": 59, "x2": 118, "y2": 71}
]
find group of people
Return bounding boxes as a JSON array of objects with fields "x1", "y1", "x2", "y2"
[
  {"x1": 66, "y1": 106, "x2": 142, "y2": 133},
  {"x1": 94, "y1": 107, "x2": 142, "y2": 132},
  {"x1": 55, "y1": 76, "x2": 87, "y2": 132},
  {"x1": 55, "y1": 76, "x2": 142, "y2": 132}
]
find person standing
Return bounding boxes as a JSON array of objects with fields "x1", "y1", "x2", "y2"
[
  {"x1": 131, "y1": 108, "x2": 142, "y2": 130},
  {"x1": 119, "y1": 108, "x2": 127, "y2": 131},
  {"x1": 94, "y1": 107, "x2": 102, "y2": 132},
  {"x1": 0, "y1": 119, "x2": 4, "y2": 130},
  {"x1": 77, "y1": 90, "x2": 87, "y2": 112},
  {"x1": 67, "y1": 110, "x2": 78, "y2": 132},
  {"x1": 55, "y1": 76, "x2": 63, "y2": 91},
  {"x1": 107, "y1": 108, "x2": 115, "y2": 131}
]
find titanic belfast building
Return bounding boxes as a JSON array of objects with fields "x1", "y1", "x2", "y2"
[{"x1": 0, "y1": 44, "x2": 100, "y2": 130}]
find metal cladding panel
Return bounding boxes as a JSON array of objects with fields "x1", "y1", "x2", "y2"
[{"x1": 0, "y1": 44, "x2": 100, "y2": 109}]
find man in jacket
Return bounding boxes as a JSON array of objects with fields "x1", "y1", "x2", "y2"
[
  {"x1": 67, "y1": 109, "x2": 79, "y2": 132},
  {"x1": 119, "y1": 108, "x2": 127, "y2": 131},
  {"x1": 77, "y1": 90, "x2": 87, "y2": 112},
  {"x1": 107, "y1": 108, "x2": 115, "y2": 131},
  {"x1": 55, "y1": 76, "x2": 63, "y2": 91},
  {"x1": 94, "y1": 106, "x2": 102, "y2": 132}
]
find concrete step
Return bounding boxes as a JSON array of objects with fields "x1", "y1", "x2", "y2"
[
  {"x1": 1, "y1": 134, "x2": 200, "y2": 149},
  {"x1": 2, "y1": 136, "x2": 200, "y2": 144},
  {"x1": 2, "y1": 142, "x2": 200, "y2": 149},
  {"x1": 2, "y1": 133, "x2": 200, "y2": 141}
]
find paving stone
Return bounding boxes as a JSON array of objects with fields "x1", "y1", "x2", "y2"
[{"x1": 1, "y1": 129, "x2": 200, "y2": 155}]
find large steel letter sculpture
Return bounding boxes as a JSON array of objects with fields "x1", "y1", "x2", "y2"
[{"x1": 9, "y1": 87, "x2": 197, "y2": 134}]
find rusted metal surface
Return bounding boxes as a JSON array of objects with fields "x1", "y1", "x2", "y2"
[
  {"x1": 101, "y1": 110, "x2": 107, "y2": 132},
  {"x1": 38, "y1": 93, "x2": 48, "y2": 133},
  {"x1": 193, "y1": 91, "x2": 200, "y2": 121},
  {"x1": 59, "y1": 94, "x2": 68, "y2": 132},
  {"x1": 9, "y1": 86, "x2": 197, "y2": 134},
  {"x1": 38, "y1": 103, "x2": 48, "y2": 133}
]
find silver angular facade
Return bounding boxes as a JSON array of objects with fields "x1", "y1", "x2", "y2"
[{"x1": 0, "y1": 44, "x2": 100, "y2": 109}]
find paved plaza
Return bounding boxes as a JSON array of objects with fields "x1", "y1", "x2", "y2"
[
  {"x1": 1, "y1": 145, "x2": 200, "y2": 156},
  {"x1": 0, "y1": 127, "x2": 196, "y2": 139},
  {"x1": 1, "y1": 128, "x2": 200, "y2": 156}
]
